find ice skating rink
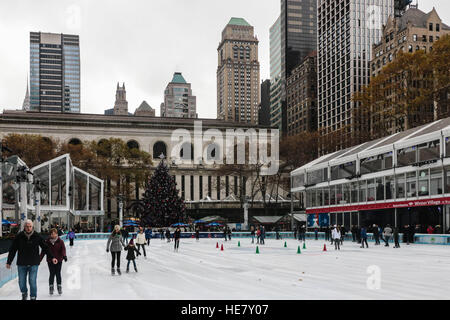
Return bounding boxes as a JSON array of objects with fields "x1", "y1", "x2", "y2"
[{"x1": 1, "y1": 237, "x2": 450, "y2": 300}]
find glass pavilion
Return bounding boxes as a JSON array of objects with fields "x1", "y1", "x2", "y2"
[{"x1": 291, "y1": 117, "x2": 450, "y2": 233}]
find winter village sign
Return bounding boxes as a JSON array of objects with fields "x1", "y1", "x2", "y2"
[{"x1": 170, "y1": 120, "x2": 280, "y2": 175}]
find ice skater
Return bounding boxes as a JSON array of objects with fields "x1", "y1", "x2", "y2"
[
  {"x1": 256, "y1": 226, "x2": 261, "y2": 244},
  {"x1": 360, "y1": 226, "x2": 368, "y2": 248},
  {"x1": 6, "y1": 219, "x2": 56, "y2": 300},
  {"x1": 250, "y1": 226, "x2": 255, "y2": 244},
  {"x1": 260, "y1": 226, "x2": 266, "y2": 245},
  {"x1": 174, "y1": 227, "x2": 181, "y2": 251},
  {"x1": 299, "y1": 225, "x2": 306, "y2": 242},
  {"x1": 383, "y1": 224, "x2": 393, "y2": 247},
  {"x1": 40, "y1": 228, "x2": 67, "y2": 295},
  {"x1": 393, "y1": 227, "x2": 400, "y2": 248},
  {"x1": 332, "y1": 225, "x2": 341, "y2": 250},
  {"x1": 227, "y1": 226, "x2": 232, "y2": 241},
  {"x1": 125, "y1": 239, "x2": 141, "y2": 273},
  {"x1": 165, "y1": 229, "x2": 171, "y2": 242},
  {"x1": 223, "y1": 227, "x2": 228, "y2": 241},
  {"x1": 145, "y1": 227, "x2": 152, "y2": 245},
  {"x1": 373, "y1": 224, "x2": 380, "y2": 245},
  {"x1": 195, "y1": 226, "x2": 200, "y2": 241},
  {"x1": 106, "y1": 225, "x2": 126, "y2": 275},
  {"x1": 66, "y1": 229, "x2": 75, "y2": 247},
  {"x1": 136, "y1": 228, "x2": 147, "y2": 259}
]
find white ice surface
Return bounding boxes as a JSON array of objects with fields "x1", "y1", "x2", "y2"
[{"x1": 1, "y1": 238, "x2": 450, "y2": 300}]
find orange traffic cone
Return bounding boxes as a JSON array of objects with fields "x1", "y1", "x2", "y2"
[
  {"x1": 216, "y1": 242, "x2": 219, "y2": 248},
  {"x1": 191, "y1": 234, "x2": 195, "y2": 238},
  {"x1": 323, "y1": 244, "x2": 327, "y2": 251},
  {"x1": 221, "y1": 244, "x2": 224, "y2": 251}
]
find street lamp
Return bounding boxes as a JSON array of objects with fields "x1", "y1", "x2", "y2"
[
  {"x1": 117, "y1": 194, "x2": 124, "y2": 228},
  {"x1": 17, "y1": 165, "x2": 33, "y2": 231}
]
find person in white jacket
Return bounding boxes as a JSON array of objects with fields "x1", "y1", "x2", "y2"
[
  {"x1": 135, "y1": 228, "x2": 147, "y2": 259},
  {"x1": 332, "y1": 225, "x2": 341, "y2": 250}
]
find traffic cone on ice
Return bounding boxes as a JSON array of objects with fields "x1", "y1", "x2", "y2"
[
  {"x1": 303, "y1": 242, "x2": 306, "y2": 249},
  {"x1": 323, "y1": 244, "x2": 327, "y2": 251},
  {"x1": 284, "y1": 241, "x2": 287, "y2": 248},
  {"x1": 216, "y1": 242, "x2": 219, "y2": 249},
  {"x1": 221, "y1": 244, "x2": 224, "y2": 251},
  {"x1": 238, "y1": 241, "x2": 240, "y2": 247},
  {"x1": 256, "y1": 246, "x2": 260, "y2": 254},
  {"x1": 297, "y1": 246, "x2": 301, "y2": 254},
  {"x1": 191, "y1": 234, "x2": 195, "y2": 238}
]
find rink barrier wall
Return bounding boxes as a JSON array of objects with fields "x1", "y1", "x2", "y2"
[{"x1": 1, "y1": 231, "x2": 449, "y2": 289}]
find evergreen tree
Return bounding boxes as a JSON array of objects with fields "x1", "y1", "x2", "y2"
[{"x1": 141, "y1": 159, "x2": 186, "y2": 226}]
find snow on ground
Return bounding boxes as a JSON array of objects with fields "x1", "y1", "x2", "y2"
[{"x1": 1, "y1": 237, "x2": 450, "y2": 300}]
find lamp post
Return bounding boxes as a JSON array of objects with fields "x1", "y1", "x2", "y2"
[
  {"x1": 117, "y1": 194, "x2": 124, "y2": 228},
  {"x1": 34, "y1": 179, "x2": 41, "y2": 232},
  {"x1": 17, "y1": 166, "x2": 31, "y2": 231},
  {"x1": 243, "y1": 196, "x2": 249, "y2": 231}
]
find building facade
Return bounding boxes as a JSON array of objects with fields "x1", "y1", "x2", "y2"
[
  {"x1": 286, "y1": 51, "x2": 317, "y2": 136},
  {"x1": 134, "y1": 101, "x2": 155, "y2": 117},
  {"x1": 317, "y1": 0, "x2": 394, "y2": 150},
  {"x1": 30, "y1": 32, "x2": 80, "y2": 113},
  {"x1": 217, "y1": 18, "x2": 260, "y2": 124},
  {"x1": 269, "y1": 16, "x2": 285, "y2": 132},
  {"x1": 0, "y1": 110, "x2": 286, "y2": 223},
  {"x1": 258, "y1": 80, "x2": 271, "y2": 126},
  {"x1": 161, "y1": 72, "x2": 197, "y2": 118}
]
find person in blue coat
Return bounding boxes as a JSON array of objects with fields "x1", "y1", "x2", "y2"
[
  {"x1": 66, "y1": 229, "x2": 76, "y2": 247},
  {"x1": 145, "y1": 227, "x2": 152, "y2": 245},
  {"x1": 360, "y1": 226, "x2": 369, "y2": 248}
]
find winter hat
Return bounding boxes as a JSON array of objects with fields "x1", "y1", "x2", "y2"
[{"x1": 129, "y1": 238, "x2": 134, "y2": 245}]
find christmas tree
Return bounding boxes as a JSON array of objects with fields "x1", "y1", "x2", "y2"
[{"x1": 141, "y1": 158, "x2": 186, "y2": 227}]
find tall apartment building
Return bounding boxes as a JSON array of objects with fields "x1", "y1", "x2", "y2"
[
  {"x1": 317, "y1": 0, "x2": 394, "y2": 151},
  {"x1": 366, "y1": 6, "x2": 450, "y2": 138},
  {"x1": 270, "y1": 0, "x2": 318, "y2": 134},
  {"x1": 217, "y1": 18, "x2": 260, "y2": 124},
  {"x1": 30, "y1": 32, "x2": 80, "y2": 113},
  {"x1": 161, "y1": 72, "x2": 197, "y2": 118},
  {"x1": 286, "y1": 51, "x2": 317, "y2": 136}
]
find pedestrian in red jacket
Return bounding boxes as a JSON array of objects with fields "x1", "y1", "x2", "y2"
[
  {"x1": 427, "y1": 225, "x2": 434, "y2": 234},
  {"x1": 40, "y1": 228, "x2": 67, "y2": 296}
]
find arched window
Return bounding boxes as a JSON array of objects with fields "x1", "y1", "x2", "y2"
[
  {"x1": 245, "y1": 46, "x2": 251, "y2": 59},
  {"x1": 127, "y1": 140, "x2": 139, "y2": 150},
  {"x1": 153, "y1": 141, "x2": 167, "y2": 159},
  {"x1": 180, "y1": 142, "x2": 194, "y2": 160},
  {"x1": 233, "y1": 46, "x2": 238, "y2": 59},
  {"x1": 68, "y1": 138, "x2": 82, "y2": 146},
  {"x1": 206, "y1": 143, "x2": 221, "y2": 161}
]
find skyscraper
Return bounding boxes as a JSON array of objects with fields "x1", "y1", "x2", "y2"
[
  {"x1": 217, "y1": 18, "x2": 260, "y2": 124},
  {"x1": 30, "y1": 32, "x2": 80, "y2": 113},
  {"x1": 270, "y1": 0, "x2": 318, "y2": 134},
  {"x1": 258, "y1": 79, "x2": 271, "y2": 126},
  {"x1": 161, "y1": 72, "x2": 197, "y2": 118},
  {"x1": 317, "y1": 0, "x2": 394, "y2": 150}
]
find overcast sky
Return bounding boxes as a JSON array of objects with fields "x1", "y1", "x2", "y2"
[{"x1": 0, "y1": 0, "x2": 449, "y2": 118}]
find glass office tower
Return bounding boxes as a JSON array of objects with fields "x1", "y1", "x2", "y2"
[{"x1": 30, "y1": 32, "x2": 80, "y2": 113}]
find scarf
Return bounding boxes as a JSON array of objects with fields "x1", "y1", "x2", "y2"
[
  {"x1": 49, "y1": 237, "x2": 58, "y2": 245},
  {"x1": 25, "y1": 230, "x2": 34, "y2": 240}
]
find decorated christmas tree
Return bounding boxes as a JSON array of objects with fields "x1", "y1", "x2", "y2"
[{"x1": 141, "y1": 158, "x2": 186, "y2": 227}]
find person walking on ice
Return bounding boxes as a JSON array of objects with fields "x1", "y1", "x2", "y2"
[
  {"x1": 40, "y1": 228, "x2": 67, "y2": 295},
  {"x1": 6, "y1": 219, "x2": 56, "y2": 300},
  {"x1": 165, "y1": 229, "x2": 171, "y2": 242},
  {"x1": 332, "y1": 225, "x2": 341, "y2": 250},
  {"x1": 136, "y1": 228, "x2": 147, "y2": 259},
  {"x1": 174, "y1": 227, "x2": 181, "y2": 251},
  {"x1": 383, "y1": 224, "x2": 393, "y2": 247},
  {"x1": 106, "y1": 225, "x2": 126, "y2": 275},
  {"x1": 66, "y1": 229, "x2": 76, "y2": 248},
  {"x1": 145, "y1": 227, "x2": 152, "y2": 245},
  {"x1": 360, "y1": 226, "x2": 368, "y2": 248},
  {"x1": 393, "y1": 227, "x2": 401, "y2": 248},
  {"x1": 125, "y1": 238, "x2": 141, "y2": 273}
]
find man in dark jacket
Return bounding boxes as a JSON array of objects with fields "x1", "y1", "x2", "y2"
[
  {"x1": 6, "y1": 220, "x2": 56, "y2": 300},
  {"x1": 120, "y1": 227, "x2": 129, "y2": 245},
  {"x1": 373, "y1": 224, "x2": 380, "y2": 245},
  {"x1": 351, "y1": 225, "x2": 357, "y2": 242}
]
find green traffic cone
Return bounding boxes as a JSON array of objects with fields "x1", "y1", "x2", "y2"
[
  {"x1": 238, "y1": 241, "x2": 240, "y2": 247},
  {"x1": 297, "y1": 246, "x2": 301, "y2": 254},
  {"x1": 284, "y1": 241, "x2": 287, "y2": 248},
  {"x1": 256, "y1": 246, "x2": 260, "y2": 254},
  {"x1": 303, "y1": 242, "x2": 306, "y2": 249}
]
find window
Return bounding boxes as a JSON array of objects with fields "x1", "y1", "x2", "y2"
[
  {"x1": 406, "y1": 171, "x2": 417, "y2": 198},
  {"x1": 385, "y1": 176, "x2": 394, "y2": 200},
  {"x1": 418, "y1": 169, "x2": 429, "y2": 196},
  {"x1": 396, "y1": 173, "x2": 405, "y2": 198},
  {"x1": 408, "y1": 45, "x2": 413, "y2": 53},
  {"x1": 376, "y1": 177, "x2": 384, "y2": 201},
  {"x1": 397, "y1": 146, "x2": 416, "y2": 167},
  {"x1": 430, "y1": 168, "x2": 443, "y2": 195},
  {"x1": 429, "y1": 36, "x2": 433, "y2": 43},
  {"x1": 436, "y1": 23, "x2": 440, "y2": 32},
  {"x1": 413, "y1": 34, "x2": 417, "y2": 41},
  {"x1": 418, "y1": 140, "x2": 440, "y2": 162},
  {"x1": 367, "y1": 179, "x2": 376, "y2": 201},
  {"x1": 422, "y1": 35, "x2": 427, "y2": 42},
  {"x1": 429, "y1": 23, "x2": 433, "y2": 31}
]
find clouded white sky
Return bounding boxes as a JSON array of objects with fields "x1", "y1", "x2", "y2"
[{"x1": 0, "y1": 0, "x2": 448, "y2": 118}]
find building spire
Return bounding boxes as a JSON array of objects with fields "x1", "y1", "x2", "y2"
[{"x1": 22, "y1": 75, "x2": 30, "y2": 111}]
